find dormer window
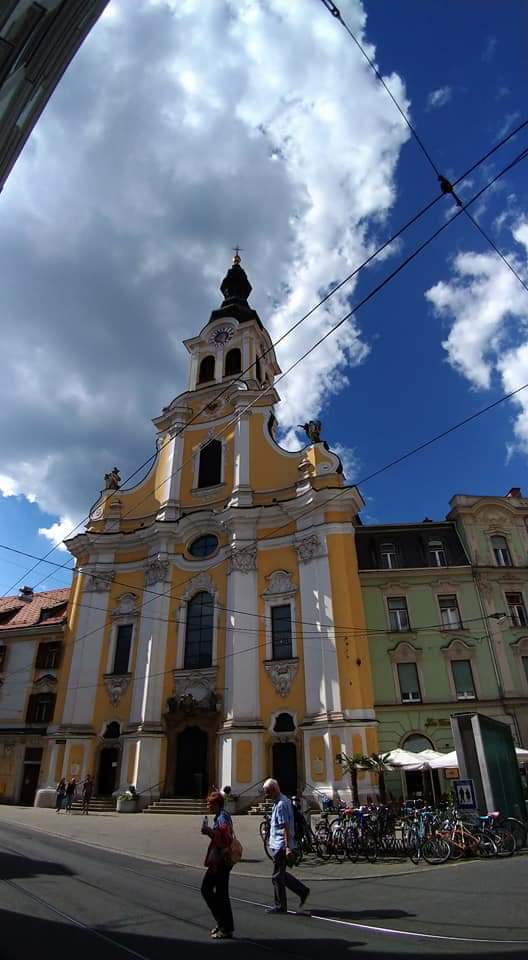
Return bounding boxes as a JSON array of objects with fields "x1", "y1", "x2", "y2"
[
  {"x1": 225, "y1": 348, "x2": 241, "y2": 377},
  {"x1": 428, "y1": 540, "x2": 447, "y2": 567},
  {"x1": 491, "y1": 535, "x2": 512, "y2": 567},
  {"x1": 198, "y1": 355, "x2": 215, "y2": 384},
  {"x1": 380, "y1": 543, "x2": 398, "y2": 569}
]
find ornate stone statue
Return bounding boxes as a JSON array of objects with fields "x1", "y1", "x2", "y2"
[
  {"x1": 104, "y1": 466, "x2": 121, "y2": 490},
  {"x1": 298, "y1": 420, "x2": 322, "y2": 443}
]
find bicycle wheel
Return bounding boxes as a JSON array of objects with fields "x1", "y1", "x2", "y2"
[
  {"x1": 259, "y1": 820, "x2": 269, "y2": 843},
  {"x1": 476, "y1": 829, "x2": 497, "y2": 858},
  {"x1": 447, "y1": 837, "x2": 464, "y2": 860},
  {"x1": 314, "y1": 836, "x2": 333, "y2": 861},
  {"x1": 344, "y1": 826, "x2": 360, "y2": 863},
  {"x1": 500, "y1": 817, "x2": 527, "y2": 851},
  {"x1": 332, "y1": 827, "x2": 346, "y2": 863},
  {"x1": 491, "y1": 827, "x2": 515, "y2": 858},
  {"x1": 363, "y1": 834, "x2": 378, "y2": 863},
  {"x1": 421, "y1": 837, "x2": 451, "y2": 865}
]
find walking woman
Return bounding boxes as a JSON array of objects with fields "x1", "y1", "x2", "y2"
[
  {"x1": 200, "y1": 790, "x2": 235, "y2": 940},
  {"x1": 55, "y1": 777, "x2": 66, "y2": 813},
  {"x1": 64, "y1": 777, "x2": 77, "y2": 813}
]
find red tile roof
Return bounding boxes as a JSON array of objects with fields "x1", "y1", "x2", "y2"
[{"x1": 0, "y1": 588, "x2": 70, "y2": 631}]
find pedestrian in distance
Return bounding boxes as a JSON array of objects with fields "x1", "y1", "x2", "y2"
[
  {"x1": 81, "y1": 774, "x2": 94, "y2": 815},
  {"x1": 55, "y1": 777, "x2": 66, "y2": 813},
  {"x1": 200, "y1": 790, "x2": 235, "y2": 940},
  {"x1": 262, "y1": 778, "x2": 310, "y2": 915},
  {"x1": 64, "y1": 777, "x2": 77, "y2": 813}
]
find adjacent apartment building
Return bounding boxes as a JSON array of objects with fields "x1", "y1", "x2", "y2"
[
  {"x1": 0, "y1": 586, "x2": 69, "y2": 804},
  {"x1": 0, "y1": 0, "x2": 108, "y2": 192}
]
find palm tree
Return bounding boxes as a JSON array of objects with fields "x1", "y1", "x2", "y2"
[
  {"x1": 366, "y1": 752, "x2": 392, "y2": 804},
  {"x1": 336, "y1": 752, "x2": 370, "y2": 806}
]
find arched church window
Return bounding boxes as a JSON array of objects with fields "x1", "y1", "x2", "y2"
[
  {"x1": 198, "y1": 355, "x2": 215, "y2": 384},
  {"x1": 273, "y1": 712, "x2": 295, "y2": 733},
  {"x1": 225, "y1": 348, "x2": 241, "y2": 377},
  {"x1": 255, "y1": 357, "x2": 262, "y2": 382},
  {"x1": 198, "y1": 439, "x2": 222, "y2": 488},
  {"x1": 184, "y1": 591, "x2": 214, "y2": 669}
]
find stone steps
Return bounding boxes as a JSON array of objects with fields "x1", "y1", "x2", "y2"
[
  {"x1": 70, "y1": 796, "x2": 116, "y2": 812},
  {"x1": 142, "y1": 798, "x2": 209, "y2": 815}
]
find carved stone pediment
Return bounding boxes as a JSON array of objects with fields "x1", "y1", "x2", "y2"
[
  {"x1": 264, "y1": 658, "x2": 299, "y2": 697},
  {"x1": 441, "y1": 638, "x2": 474, "y2": 658},
  {"x1": 103, "y1": 673, "x2": 131, "y2": 706},
  {"x1": 111, "y1": 593, "x2": 140, "y2": 620},
  {"x1": 34, "y1": 673, "x2": 58, "y2": 691},
  {"x1": 263, "y1": 570, "x2": 296, "y2": 597},
  {"x1": 169, "y1": 666, "x2": 220, "y2": 713},
  {"x1": 388, "y1": 641, "x2": 422, "y2": 663}
]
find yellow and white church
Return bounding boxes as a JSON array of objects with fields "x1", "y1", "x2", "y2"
[{"x1": 45, "y1": 255, "x2": 378, "y2": 805}]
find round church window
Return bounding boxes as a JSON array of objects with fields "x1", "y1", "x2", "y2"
[{"x1": 188, "y1": 534, "x2": 219, "y2": 558}]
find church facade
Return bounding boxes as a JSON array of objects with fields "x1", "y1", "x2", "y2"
[{"x1": 47, "y1": 256, "x2": 377, "y2": 804}]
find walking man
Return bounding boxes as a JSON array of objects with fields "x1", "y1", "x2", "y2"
[
  {"x1": 262, "y1": 778, "x2": 310, "y2": 915},
  {"x1": 81, "y1": 774, "x2": 94, "y2": 815}
]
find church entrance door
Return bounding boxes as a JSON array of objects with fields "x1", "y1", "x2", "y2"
[
  {"x1": 175, "y1": 726, "x2": 209, "y2": 797},
  {"x1": 97, "y1": 747, "x2": 119, "y2": 796},
  {"x1": 272, "y1": 742, "x2": 297, "y2": 797}
]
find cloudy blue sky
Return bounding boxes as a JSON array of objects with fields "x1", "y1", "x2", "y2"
[{"x1": 0, "y1": 0, "x2": 527, "y2": 593}]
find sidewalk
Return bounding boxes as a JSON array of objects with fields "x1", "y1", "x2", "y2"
[{"x1": 0, "y1": 805, "x2": 439, "y2": 881}]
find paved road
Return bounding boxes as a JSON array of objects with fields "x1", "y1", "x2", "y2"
[{"x1": 0, "y1": 820, "x2": 526, "y2": 959}]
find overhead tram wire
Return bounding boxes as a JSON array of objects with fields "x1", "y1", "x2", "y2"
[
  {"x1": 6, "y1": 120, "x2": 528, "y2": 598},
  {"x1": 24, "y1": 129, "x2": 528, "y2": 598},
  {"x1": 4, "y1": 142, "x2": 528, "y2": 636},
  {"x1": 320, "y1": 0, "x2": 528, "y2": 300}
]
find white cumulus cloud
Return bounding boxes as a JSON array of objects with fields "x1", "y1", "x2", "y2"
[
  {"x1": 426, "y1": 86, "x2": 452, "y2": 110},
  {"x1": 0, "y1": 0, "x2": 410, "y2": 540},
  {"x1": 425, "y1": 219, "x2": 528, "y2": 453}
]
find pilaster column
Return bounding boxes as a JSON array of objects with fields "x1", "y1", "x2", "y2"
[
  {"x1": 62, "y1": 563, "x2": 113, "y2": 725},
  {"x1": 156, "y1": 423, "x2": 187, "y2": 521},
  {"x1": 225, "y1": 535, "x2": 259, "y2": 722},
  {"x1": 230, "y1": 405, "x2": 252, "y2": 507},
  {"x1": 296, "y1": 533, "x2": 341, "y2": 718},
  {"x1": 130, "y1": 558, "x2": 171, "y2": 726}
]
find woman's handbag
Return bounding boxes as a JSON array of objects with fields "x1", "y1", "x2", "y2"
[{"x1": 225, "y1": 833, "x2": 243, "y2": 867}]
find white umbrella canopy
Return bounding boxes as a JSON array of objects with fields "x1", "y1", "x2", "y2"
[
  {"x1": 384, "y1": 748, "x2": 426, "y2": 770},
  {"x1": 419, "y1": 747, "x2": 528, "y2": 769},
  {"x1": 416, "y1": 749, "x2": 450, "y2": 765}
]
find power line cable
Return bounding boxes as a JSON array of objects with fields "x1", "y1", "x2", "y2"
[
  {"x1": 3, "y1": 142, "x2": 527, "y2": 635},
  {"x1": 320, "y1": 1, "x2": 528, "y2": 304},
  {"x1": 7, "y1": 115, "x2": 528, "y2": 595}
]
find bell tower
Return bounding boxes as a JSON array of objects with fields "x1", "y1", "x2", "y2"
[{"x1": 184, "y1": 252, "x2": 281, "y2": 395}]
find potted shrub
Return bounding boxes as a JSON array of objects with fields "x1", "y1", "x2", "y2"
[{"x1": 116, "y1": 786, "x2": 138, "y2": 813}]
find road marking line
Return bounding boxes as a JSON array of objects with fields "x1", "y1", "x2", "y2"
[{"x1": 309, "y1": 913, "x2": 528, "y2": 944}]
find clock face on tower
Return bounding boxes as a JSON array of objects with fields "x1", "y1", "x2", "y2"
[{"x1": 209, "y1": 326, "x2": 234, "y2": 345}]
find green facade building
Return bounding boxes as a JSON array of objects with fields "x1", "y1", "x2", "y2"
[{"x1": 357, "y1": 490, "x2": 528, "y2": 800}]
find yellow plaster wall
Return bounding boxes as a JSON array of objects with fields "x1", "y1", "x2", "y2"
[
  {"x1": 55, "y1": 743, "x2": 65, "y2": 782},
  {"x1": 310, "y1": 736, "x2": 326, "y2": 782},
  {"x1": 366, "y1": 727, "x2": 378, "y2": 756},
  {"x1": 68, "y1": 744, "x2": 84, "y2": 778},
  {"x1": 127, "y1": 742, "x2": 137, "y2": 784},
  {"x1": 352, "y1": 733, "x2": 363, "y2": 755},
  {"x1": 332, "y1": 734, "x2": 344, "y2": 781},
  {"x1": 236, "y1": 740, "x2": 252, "y2": 783},
  {"x1": 327, "y1": 532, "x2": 374, "y2": 713},
  {"x1": 249, "y1": 416, "x2": 300, "y2": 492}
]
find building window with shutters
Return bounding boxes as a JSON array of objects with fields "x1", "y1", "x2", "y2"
[
  {"x1": 506, "y1": 592, "x2": 528, "y2": 627},
  {"x1": 26, "y1": 692, "x2": 56, "y2": 724},
  {"x1": 451, "y1": 660, "x2": 476, "y2": 700},
  {"x1": 112, "y1": 624, "x2": 133, "y2": 675},
  {"x1": 380, "y1": 543, "x2": 398, "y2": 569},
  {"x1": 197, "y1": 438, "x2": 222, "y2": 488},
  {"x1": 184, "y1": 591, "x2": 214, "y2": 669},
  {"x1": 271, "y1": 604, "x2": 293, "y2": 660},
  {"x1": 397, "y1": 662, "x2": 421, "y2": 702},
  {"x1": 438, "y1": 595, "x2": 462, "y2": 630},
  {"x1": 35, "y1": 641, "x2": 62, "y2": 670},
  {"x1": 491, "y1": 535, "x2": 512, "y2": 567},
  {"x1": 428, "y1": 540, "x2": 447, "y2": 567},
  {"x1": 387, "y1": 597, "x2": 410, "y2": 632}
]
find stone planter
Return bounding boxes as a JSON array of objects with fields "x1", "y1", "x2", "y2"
[{"x1": 116, "y1": 796, "x2": 138, "y2": 813}]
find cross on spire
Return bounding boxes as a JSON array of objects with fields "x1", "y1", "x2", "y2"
[{"x1": 232, "y1": 244, "x2": 243, "y2": 264}]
